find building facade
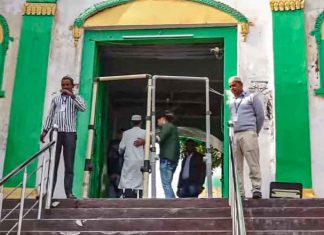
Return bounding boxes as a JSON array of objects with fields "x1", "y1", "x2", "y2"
[{"x1": 0, "y1": 0, "x2": 324, "y2": 198}]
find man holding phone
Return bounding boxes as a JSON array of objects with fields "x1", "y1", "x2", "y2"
[{"x1": 40, "y1": 75, "x2": 86, "y2": 199}]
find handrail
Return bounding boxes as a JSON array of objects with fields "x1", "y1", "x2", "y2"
[
  {"x1": 0, "y1": 126, "x2": 58, "y2": 234},
  {"x1": 228, "y1": 121, "x2": 246, "y2": 235},
  {"x1": 0, "y1": 141, "x2": 55, "y2": 186}
]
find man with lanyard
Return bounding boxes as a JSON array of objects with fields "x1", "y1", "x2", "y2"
[
  {"x1": 40, "y1": 75, "x2": 86, "y2": 199},
  {"x1": 229, "y1": 76, "x2": 265, "y2": 199}
]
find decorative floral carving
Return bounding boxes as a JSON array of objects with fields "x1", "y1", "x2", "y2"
[
  {"x1": 23, "y1": 3, "x2": 57, "y2": 16},
  {"x1": 270, "y1": 0, "x2": 304, "y2": 11}
]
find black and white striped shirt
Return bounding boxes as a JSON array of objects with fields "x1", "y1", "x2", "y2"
[{"x1": 43, "y1": 94, "x2": 86, "y2": 133}]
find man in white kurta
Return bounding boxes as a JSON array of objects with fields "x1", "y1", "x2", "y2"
[{"x1": 118, "y1": 115, "x2": 146, "y2": 198}]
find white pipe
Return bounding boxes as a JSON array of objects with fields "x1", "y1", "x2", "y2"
[
  {"x1": 17, "y1": 168, "x2": 27, "y2": 234},
  {"x1": 143, "y1": 79, "x2": 153, "y2": 198},
  {"x1": 82, "y1": 81, "x2": 98, "y2": 198},
  {"x1": 45, "y1": 125, "x2": 58, "y2": 209},
  {"x1": 151, "y1": 77, "x2": 157, "y2": 198},
  {"x1": 98, "y1": 74, "x2": 150, "y2": 82},
  {"x1": 37, "y1": 154, "x2": 47, "y2": 219},
  {"x1": 205, "y1": 79, "x2": 213, "y2": 198}
]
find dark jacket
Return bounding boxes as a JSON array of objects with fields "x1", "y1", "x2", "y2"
[
  {"x1": 158, "y1": 122, "x2": 180, "y2": 163},
  {"x1": 107, "y1": 139, "x2": 123, "y2": 175},
  {"x1": 178, "y1": 151, "x2": 206, "y2": 188}
]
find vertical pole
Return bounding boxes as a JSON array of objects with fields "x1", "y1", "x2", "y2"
[
  {"x1": 37, "y1": 154, "x2": 47, "y2": 219},
  {"x1": 205, "y1": 78, "x2": 213, "y2": 198},
  {"x1": 46, "y1": 125, "x2": 58, "y2": 209},
  {"x1": 150, "y1": 77, "x2": 157, "y2": 198},
  {"x1": 143, "y1": 79, "x2": 152, "y2": 198},
  {"x1": 83, "y1": 80, "x2": 99, "y2": 198},
  {"x1": 17, "y1": 168, "x2": 27, "y2": 235}
]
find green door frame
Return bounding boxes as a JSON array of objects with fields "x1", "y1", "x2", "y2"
[{"x1": 74, "y1": 26, "x2": 238, "y2": 198}]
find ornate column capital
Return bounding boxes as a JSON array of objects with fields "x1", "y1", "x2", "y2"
[
  {"x1": 270, "y1": 0, "x2": 304, "y2": 11},
  {"x1": 23, "y1": 3, "x2": 57, "y2": 16}
]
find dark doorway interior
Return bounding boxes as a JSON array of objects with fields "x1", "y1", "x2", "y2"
[
  {"x1": 97, "y1": 42, "x2": 224, "y2": 197},
  {"x1": 99, "y1": 42, "x2": 224, "y2": 139}
]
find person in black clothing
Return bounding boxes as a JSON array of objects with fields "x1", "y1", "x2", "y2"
[
  {"x1": 177, "y1": 139, "x2": 206, "y2": 198},
  {"x1": 107, "y1": 129, "x2": 124, "y2": 198}
]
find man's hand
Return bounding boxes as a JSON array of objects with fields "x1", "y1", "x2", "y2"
[
  {"x1": 40, "y1": 131, "x2": 47, "y2": 143},
  {"x1": 61, "y1": 89, "x2": 73, "y2": 96},
  {"x1": 134, "y1": 138, "x2": 145, "y2": 147}
]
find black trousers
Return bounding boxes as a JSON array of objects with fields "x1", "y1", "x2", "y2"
[
  {"x1": 52, "y1": 132, "x2": 77, "y2": 197},
  {"x1": 123, "y1": 189, "x2": 143, "y2": 198}
]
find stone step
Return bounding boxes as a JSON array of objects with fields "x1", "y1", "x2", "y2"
[
  {"x1": 2, "y1": 198, "x2": 229, "y2": 209},
  {"x1": 244, "y1": 207, "x2": 324, "y2": 217},
  {"x1": 243, "y1": 199, "x2": 324, "y2": 208},
  {"x1": 0, "y1": 218, "x2": 232, "y2": 232},
  {"x1": 1, "y1": 231, "x2": 232, "y2": 235},
  {"x1": 246, "y1": 231, "x2": 324, "y2": 235},
  {"x1": 245, "y1": 217, "x2": 324, "y2": 230},
  {"x1": 2, "y1": 207, "x2": 231, "y2": 219}
]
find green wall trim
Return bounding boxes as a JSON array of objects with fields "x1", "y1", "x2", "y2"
[
  {"x1": 76, "y1": 26, "x2": 237, "y2": 198},
  {"x1": 73, "y1": 0, "x2": 248, "y2": 28},
  {"x1": 4, "y1": 15, "x2": 55, "y2": 187},
  {"x1": 0, "y1": 15, "x2": 11, "y2": 97},
  {"x1": 311, "y1": 10, "x2": 324, "y2": 46},
  {"x1": 273, "y1": 10, "x2": 312, "y2": 188}
]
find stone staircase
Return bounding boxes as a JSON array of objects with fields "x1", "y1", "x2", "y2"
[{"x1": 1, "y1": 198, "x2": 324, "y2": 234}]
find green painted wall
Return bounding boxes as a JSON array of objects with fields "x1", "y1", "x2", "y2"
[
  {"x1": 273, "y1": 10, "x2": 312, "y2": 188},
  {"x1": 75, "y1": 27, "x2": 237, "y2": 198},
  {"x1": 4, "y1": 14, "x2": 55, "y2": 187}
]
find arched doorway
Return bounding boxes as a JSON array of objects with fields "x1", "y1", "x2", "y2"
[{"x1": 72, "y1": 0, "x2": 249, "y2": 198}]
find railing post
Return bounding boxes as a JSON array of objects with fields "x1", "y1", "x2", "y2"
[
  {"x1": 46, "y1": 125, "x2": 58, "y2": 209},
  {"x1": 17, "y1": 167, "x2": 28, "y2": 235},
  {"x1": 37, "y1": 154, "x2": 47, "y2": 219}
]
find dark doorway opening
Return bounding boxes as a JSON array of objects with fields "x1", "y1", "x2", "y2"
[{"x1": 96, "y1": 42, "x2": 224, "y2": 198}]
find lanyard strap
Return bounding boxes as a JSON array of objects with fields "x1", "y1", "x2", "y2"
[{"x1": 234, "y1": 97, "x2": 243, "y2": 113}]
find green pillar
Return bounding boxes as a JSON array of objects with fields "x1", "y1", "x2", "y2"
[
  {"x1": 4, "y1": 1, "x2": 57, "y2": 187},
  {"x1": 271, "y1": 2, "x2": 312, "y2": 190}
]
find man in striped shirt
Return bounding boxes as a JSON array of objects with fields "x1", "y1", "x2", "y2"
[{"x1": 40, "y1": 76, "x2": 86, "y2": 199}]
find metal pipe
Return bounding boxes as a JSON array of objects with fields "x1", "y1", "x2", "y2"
[
  {"x1": 153, "y1": 75, "x2": 208, "y2": 82},
  {"x1": 143, "y1": 78, "x2": 153, "y2": 198},
  {"x1": 17, "y1": 168, "x2": 27, "y2": 235},
  {"x1": 46, "y1": 125, "x2": 58, "y2": 209},
  {"x1": 37, "y1": 154, "x2": 47, "y2": 219},
  {"x1": 153, "y1": 75, "x2": 212, "y2": 198},
  {"x1": 150, "y1": 77, "x2": 157, "y2": 198},
  {"x1": 205, "y1": 79, "x2": 213, "y2": 198},
  {"x1": 98, "y1": 74, "x2": 150, "y2": 82},
  {"x1": 83, "y1": 74, "x2": 151, "y2": 198},
  {"x1": 82, "y1": 80, "x2": 98, "y2": 198}
]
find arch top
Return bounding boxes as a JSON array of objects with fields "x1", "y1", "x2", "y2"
[
  {"x1": 312, "y1": 10, "x2": 324, "y2": 45},
  {"x1": 72, "y1": 0, "x2": 250, "y2": 45},
  {"x1": 0, "y1": 15, "x2": 10, "y2": 51}
]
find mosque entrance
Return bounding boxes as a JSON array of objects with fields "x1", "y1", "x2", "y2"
[{"x1": 88, "y1": 41, "x2": 225, "y2": 198}]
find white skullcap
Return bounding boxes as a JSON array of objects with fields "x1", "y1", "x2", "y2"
[{"x1": 131, "y1": 115, "x2": 142, "y2": 121}]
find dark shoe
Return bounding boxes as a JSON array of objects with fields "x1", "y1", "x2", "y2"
[
  {"x1": 252, "y1": 191, "x2": 262, "y2": 199},
  {"x1": 67, "y1": 193, "x2": 77, "y2": 199}
]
